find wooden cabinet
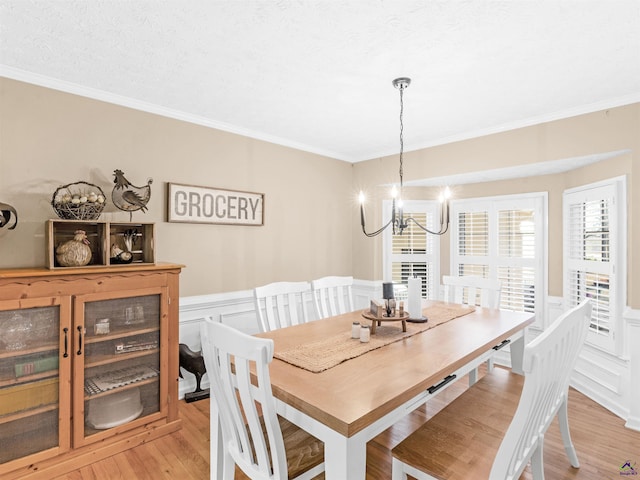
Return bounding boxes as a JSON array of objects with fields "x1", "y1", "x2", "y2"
[{"x1": 0, "y1": 264, "x2": 182, "y2": 480}]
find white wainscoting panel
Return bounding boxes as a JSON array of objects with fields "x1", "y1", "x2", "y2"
[
  {"x1": 177, "y1": 286, "x2": 639, "y2": 430},
  {"x1": 492, "y1": 295, "x2": 563, "y2": 367},
  {"x1": 178, "y1": 290, "x2": 256, "y2": 398},
  {"x1": 567, "y1": 305, "x2": 636, "y2": 427},
  {"x1": 177, "y1": 279, "x2": 379, "y2": 398}
]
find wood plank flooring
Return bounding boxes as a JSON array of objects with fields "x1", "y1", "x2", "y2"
[{"x1": 53, "y1": 371, "x2": 640, "y2": 479}]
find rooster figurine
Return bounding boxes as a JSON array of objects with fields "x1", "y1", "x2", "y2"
[{"x1": 112, "y1": 169, "x2": 153, "y2": 220}]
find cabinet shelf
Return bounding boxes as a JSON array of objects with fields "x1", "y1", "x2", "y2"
[
  {"x1": 0, "y1": 370, "x2": 59, "y2": 388},
  {"x1": 85, "y1": 348, "x2": 159, "y2": 368},
  {"x1": 85, "y1": 326, "x2": 159, "y2": 344},
  {"x1": 83, "y1": 376, "x2": 159, "y2": 401},
  {"x1": 0, "y1": 403, "x2": 58, "y2": 426},
  {"x1": 0, "y1": 343, "x2": 58, "y2": 360}
]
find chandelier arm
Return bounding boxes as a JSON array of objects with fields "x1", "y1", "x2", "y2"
[
  {"x1": 404, "y1": 216, "x2": 449, "y2": 236},
  {"x1": 361, "y1": 218, "x2": 395, "y2": 238}
]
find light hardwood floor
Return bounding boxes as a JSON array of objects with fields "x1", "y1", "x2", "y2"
[{"x1": 54, "y1": 370, "x2": 640, "y2": 479}]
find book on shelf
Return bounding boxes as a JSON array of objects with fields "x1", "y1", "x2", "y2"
[{"x1": 14, "y1": 355, "x2": 59, "y2": 378}]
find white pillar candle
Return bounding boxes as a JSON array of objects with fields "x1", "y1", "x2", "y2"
[{"x1": 408, "y1": 277, "x2": 422, "y2": 320}]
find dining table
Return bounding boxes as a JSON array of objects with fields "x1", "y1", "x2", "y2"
[{"x1": 210, "y1": 300, "x2": 535, "y2": 479}]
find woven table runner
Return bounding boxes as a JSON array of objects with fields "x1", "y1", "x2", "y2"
[{"x1": 274, "y1": 303, "x2": 475, "y2": 373}]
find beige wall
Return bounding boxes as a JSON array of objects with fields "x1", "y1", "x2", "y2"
[
  {"x1": 1, "y1": 78, "x2": 638, "y2": 308},
  {"x1": 353, "y1": 104, "x2": 639, "y2": 308},
  {"x1": 0, "y1": 78, "x2": 354, "y2": 296}
]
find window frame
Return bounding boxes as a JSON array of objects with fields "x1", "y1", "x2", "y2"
[
  {"x1": 563, "y1": 176, "x2": 627, "y2": 354},
  {"x1": 450, "y1": 192, "x2": 548, "y2": 329}
]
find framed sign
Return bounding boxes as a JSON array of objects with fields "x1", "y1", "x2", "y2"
[{"x1": 167, "y1": 183, "x2": 264, "y2": 226}]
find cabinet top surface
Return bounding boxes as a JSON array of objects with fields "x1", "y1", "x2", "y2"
[{"x1": 0, "y1": 262, "x2": 184, "y2": 279}]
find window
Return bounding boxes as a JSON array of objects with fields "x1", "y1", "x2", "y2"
[
  {"x1": 563, "y1": 177, "x2": 626, "y2": 353},
  {"x1": 382, "y1": 200, "x2": 441, "y2": 300},
  {"x1": 451, "y1": 194, "x2": 546, "y2": 323}
]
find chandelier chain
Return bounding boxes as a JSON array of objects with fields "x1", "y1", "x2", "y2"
[{"x1": 399, "y1": 85, "x2": 404, "y2": 191}]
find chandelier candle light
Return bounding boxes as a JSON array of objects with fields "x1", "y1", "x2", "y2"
[{"x1": 359, "y1": 77, "x2": 451, "y2": 237}]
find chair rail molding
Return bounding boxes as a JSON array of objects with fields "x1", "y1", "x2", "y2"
[
  {"x1": 177, "y1": 288, "x2": 639, "y2": 430},
  {"x1": 176, "y1": 280, "x2": 376, "y2": 398}
]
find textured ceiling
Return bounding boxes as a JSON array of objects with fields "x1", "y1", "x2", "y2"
[{"x1": 1, "y1": 1, "x2": 640, "y2": 163}]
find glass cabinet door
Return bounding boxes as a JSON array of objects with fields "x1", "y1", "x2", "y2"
[
  {"x1": 0, "y1": 297, "x2": 71, "y2": 467},
  {"x1": 74, "y1": 287, "x2": 167, "y2": 446}
]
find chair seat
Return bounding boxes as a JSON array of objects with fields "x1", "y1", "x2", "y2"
[
  {"x1": 278, "y1": 416, "x2": 324, "y2": 478},
  {"x1": 392, "y1": 367, "x2": 523, "y2": 479},
  {"x1": 245, "y1": 415, "x2": 324, "y2": 478}
]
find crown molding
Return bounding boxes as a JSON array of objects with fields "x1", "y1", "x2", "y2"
[{"x1": 0, "y1": 66, "x2": 354, "y2": 162}]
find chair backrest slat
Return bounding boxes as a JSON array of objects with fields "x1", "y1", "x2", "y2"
[
  {"x1": 311, "y1": 276, "x2": 354, "y2": 319},
  {"x1": 253, "y1": 281, "x2": 312, "y2": 333},
  {"x1": 442, "y1": 275, "x2": 501, "y2": 309},
  {"x1": 490, "y1": 299, "x2": 592, "y2": 479}
]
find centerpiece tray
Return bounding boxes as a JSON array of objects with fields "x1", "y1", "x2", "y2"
[{"x1": 362, "y1": 310, "x2": 409, "y2": 334}]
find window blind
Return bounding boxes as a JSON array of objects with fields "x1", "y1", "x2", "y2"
[
  {"x1": 384, "y1": 203, "x2": 440, "y2": 300},
  {"x1": 564, "y1": 181, "x2": 622, "y2": 352}
]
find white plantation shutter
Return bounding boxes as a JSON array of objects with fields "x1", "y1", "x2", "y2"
[
  {"x1": 457, "y1": 211, "x2": 489, "y2": 278},
  {"x1": 383, "y1": 201, "x2": 440, "y2": 300},
  {"x1": 497, "y1": 209, "x2": 537, "y2": 313},
  {"x1": 451, "y1": 194, "x2": 545, "y2": 322},
  {"x1": 564, "y1": 178, "x2": 625, "y2": 352}
]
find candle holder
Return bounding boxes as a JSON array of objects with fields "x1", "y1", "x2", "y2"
[
  {"x1": 382, "y1": 282, "x2": 395, "y2": 317},
  {"x1": 385, "y1": 298, "x2": 397, "y2": 317}
]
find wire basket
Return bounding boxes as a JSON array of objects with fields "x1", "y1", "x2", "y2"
[{"x1": 51, "y1": 181, "x2": 107, "y2": 220}]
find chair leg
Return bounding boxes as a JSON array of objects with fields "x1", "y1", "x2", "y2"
[
  {"x1": 392, "y1": 458, "x2": 436, "y2": 480},
  {"x1": 391, "y1": 458, "x2": 409, "y2": 480},
  {"x1": 558, "y1": 397, "x2": 580, "y2": 467},
  {"x1": 530, "y1": 439, "x2": 545, "y2": 480}
]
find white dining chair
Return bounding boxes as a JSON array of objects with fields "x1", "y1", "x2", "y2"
[
  {"x1": 310, "y1": 275, "x2": 355, "y2": 319},
  {"x1": 442, "y1": 274, "x2": 502, "y2": 309},
  {"x1": 253, "y1": 281, "x2": 312, "y2": 333},
  {"x1": 200, "y1": 319, "x2": 325, "y2": 480},
  {"x1": 391, "y1": 299, "x2": 592, "y2": 480},
  {"x1": 442, "y1": 274, "x2": 502, "y2": 382}
]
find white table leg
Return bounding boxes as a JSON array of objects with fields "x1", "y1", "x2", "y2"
[
  {"x1": 509, "y1": 331, "x2": 526, "y2": 374},
  {"x1": 323, "y1": 431, "x2": 368, "y2": 479},
  {"x1": 276, "y1": 399, "x2": 369, "y2": 479}
]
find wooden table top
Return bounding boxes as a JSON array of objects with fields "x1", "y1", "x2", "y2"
[{"x1": 258, "y1": 301, "x2": 535, "y2": 437}]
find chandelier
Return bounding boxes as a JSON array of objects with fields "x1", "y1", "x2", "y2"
[{"x1": 359, "y1": 77, "x2": 451, "y2": 237}]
